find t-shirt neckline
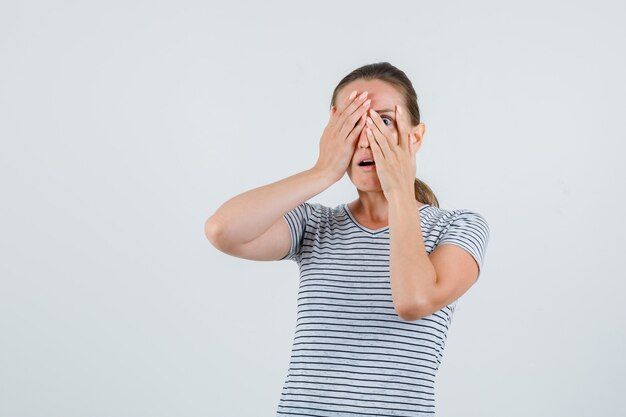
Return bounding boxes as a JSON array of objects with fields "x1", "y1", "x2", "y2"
[{"x1": 342, "y1": 203, "x2": 430, "y2": 234}]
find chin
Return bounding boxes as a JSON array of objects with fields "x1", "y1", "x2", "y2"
[{"x1": 347, "y1": 174, "x2": 381, "y2": 191}]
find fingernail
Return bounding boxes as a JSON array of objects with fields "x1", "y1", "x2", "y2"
[
  {"x1": 397, "y1": 105, "x2": 403, "y2": 115},
  {"x1": 349, "y1": 91, "x2": 357, "y2": 100}
]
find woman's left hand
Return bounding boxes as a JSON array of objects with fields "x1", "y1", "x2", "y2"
[{"x1": 366, "y1": 105, "x2": 420, "y2": 199}]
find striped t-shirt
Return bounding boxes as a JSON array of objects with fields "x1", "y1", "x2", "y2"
[{"x1": 276, "y1": 201, "x2": 490, "y2": 417}]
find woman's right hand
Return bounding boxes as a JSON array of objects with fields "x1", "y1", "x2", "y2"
[{"x1": 313, "y1": 90, "x2": 371, "y2": 183}]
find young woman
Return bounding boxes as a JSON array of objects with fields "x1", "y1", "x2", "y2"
[{"x1": 205, "y1": 62, "x2": 490, "y2": 416}]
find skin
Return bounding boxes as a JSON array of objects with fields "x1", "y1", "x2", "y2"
[
  {"x1": 205, "y1": 77, "x2": 481, "y2": 319},
  {"x1": 338, "y1": 79, "x2": 426, "y2": 228},
  {"x1": 335, "y1": 79, "x2": 481, "y2": 320}
]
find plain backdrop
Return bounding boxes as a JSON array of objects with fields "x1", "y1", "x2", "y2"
[{"x1": 1, "y1": 1, "x2": 625, "y2": 416}]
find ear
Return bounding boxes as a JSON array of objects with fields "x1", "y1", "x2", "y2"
[{"x1": 409, "y1": 123, "x2": 425, "y2": 155}]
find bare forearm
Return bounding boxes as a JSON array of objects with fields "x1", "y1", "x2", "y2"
[
  {"x1": 388, "y1": 192, "x2": 437, "y2": 316},
  {"x1": 205, "y1": 167, "x2": 335, "y2": 246}
]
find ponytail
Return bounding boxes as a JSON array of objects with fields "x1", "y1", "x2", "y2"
[{"x1": 414, "y1": 177, "x2": 439, "y2": 207}]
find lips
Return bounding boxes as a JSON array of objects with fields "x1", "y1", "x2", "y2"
[{"x1": 357, "y1": 155, "x2": 375, "y2": 166}]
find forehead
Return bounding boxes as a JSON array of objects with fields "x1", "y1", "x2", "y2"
[{"x1": 337, "y1": 79, "x2": 403, "y2": 108}]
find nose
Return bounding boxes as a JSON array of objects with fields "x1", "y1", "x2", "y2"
[{"x1": 357, "y1": 127, "x2": 370, "y2": 149}]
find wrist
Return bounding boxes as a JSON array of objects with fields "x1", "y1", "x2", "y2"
[
  {"x1": 387, "y1": 188, "x2": 416, "y2": 206},
  {"x1": 309, "y1": 165, "x2": 340, "y2": 186},
  {"x1": 310, "y1": 165, "x2": 341, "y2": 184}
]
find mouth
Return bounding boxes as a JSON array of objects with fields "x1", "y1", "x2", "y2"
[
  {"x1": 357, "y1": 159, "x2": 376, "y2": 171},
  {"x1": 357, "y1": 159, "x2": 375, "y2": 167}
]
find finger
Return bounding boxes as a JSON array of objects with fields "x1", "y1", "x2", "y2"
[
  {"x1": 366, "y1": 126, "x2": 384, "y2": 163},
  {"x1": 366, "y1": 115, "x2": 392, "y2": 158},
  {"x1": 396, "y1": 104, "x2": 409, "y2": 152},
  {"x1": 338, "y1": 90, "x2": 369, "y2": 121},
  {"x1": 366, "y1": 120, "x2": 389, "y2": 161},
  {"x1": 368, "y1": 109, "x2": 396, "y2": 150},
  {"x1": 340, "y1": 90, "x2": 357, "y2": 115},
  {"x1": 346, "y1": 112, "x2": 367, "y2": 143},
  {"x1": 339, "y1": 91, "x2": 372, "y2": 137},
  {"x1": 329, "y1": 90, "x2": 356, "y2": 126},
  {"x1": 340, "y1": 97, "x2": 371, "y2": 139}
]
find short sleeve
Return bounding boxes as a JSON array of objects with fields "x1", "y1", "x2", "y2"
[
  {"x1": 280, "y1": 202, "x2": 311, "y2": 262},
  {"x1": 438, "y1": 211, "x2": 490, "y2": 280}
]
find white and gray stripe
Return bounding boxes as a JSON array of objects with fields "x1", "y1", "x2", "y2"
[{"x1": 277, "y1": 202, "x2": 490, "y2": 416}]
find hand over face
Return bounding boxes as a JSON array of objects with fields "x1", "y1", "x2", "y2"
[{"x1": 365, "y1": 105, "x2": 421, "y2": 198}]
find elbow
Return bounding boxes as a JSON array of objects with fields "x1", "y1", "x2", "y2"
[
  {"x1": 204, "y1": 217, "x2": 224, "y2": 246},
  {"x1": 396, "y1": 299, "x2": 430, "y2": 321},
  {"x1": 396, "y1": 305, "x2": 419, "y2": 321}
]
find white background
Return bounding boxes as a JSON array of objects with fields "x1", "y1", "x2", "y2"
[{"x1": 1, "y1": 1, "x2": 625, "y2": 416}]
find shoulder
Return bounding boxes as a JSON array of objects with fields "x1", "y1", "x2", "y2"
[
  {"x1": 424, "y1": 205, "x2": 488, "y2": 227},
  {"x1": 287, "y1": 201, "x2": 337, "y2": 226},
  {"x1": 448, "y1": 208, "x2": 489, "y2": 228},
  {"x1": 421, "y1": 205, "x2": 490, "y2": 249},
  {"x1": 436, "y1": 206, "x2": 490, "y2": 249}
]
